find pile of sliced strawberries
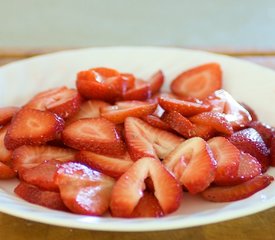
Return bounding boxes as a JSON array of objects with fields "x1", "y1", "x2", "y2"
[{"x1": 0, "y1": 64, "x2": 274, "y2": 218}]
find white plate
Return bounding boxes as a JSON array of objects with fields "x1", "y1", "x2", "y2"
[{"x1": 0, "y1": 47, "x2": 275, "y2": 232}]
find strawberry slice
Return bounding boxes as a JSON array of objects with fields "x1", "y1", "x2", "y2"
[
  {"x1": 190, "y1": 112, "x2": 233, "y2": 135},
  {"x1": 124, "y1": 117, "x2": 183, "y2": 161},
  {"x1": 101, "y1": 101, "x2": 157, "y2": 124},
  {"x1": 270, "y1": 136, "x2": 275, "y2": 166},
  {"x1": 209, "y1": 90, "x2": 252, "y2": 129},
  {"x1": 20, "y1": 160, "x2": 61, "y2": 191},
  {"x1": 0, "y1": 162, "x2": 16, "y2": 179},
  {"x1": 0, "y1": 125, "x2": 12, "y2": 163},
  {"x1": 0, "y1": 106, "x2": 19, "y2": 125},
  {"x1": 55, "y1": 162, "x2": 115, "y2": 216},
  {"x1": 123, "y1": 79, "x2": 151, "y2": 101},
  {"x1": 142, "y1": 114, "x2": 171, "y2": 131},
  {"x1": 11, "y1": 145, "x2": 76, "y2": 173},
  {"x1": 62, "y1": 118, "x2": 125, "y2": 156},
  {"x1": 25, "y1": 86, "x2": 82, "y2": 119},
  {"x1": 162, "y1": 111, "x2": 194, "y2": 138},
  {"x1": 4, "y1": 108, "x2": 64, "y2": 150},
  {"x1": 66, "y1": 100, "x2": 110, "y2": 125},
  {"x1": 233, "y1": 152, "x2": 262, "y2": 184},
  {"x1": 131, "y1": 191, "x2": 164, "y2": 218},
  {"x1": 248, "y1": 121, "x2": 275, "y2": 147},
  {"x1": 158, "y1": 96, "x2": 211, "y2": 116},
  {"x1": 76, "y1": 67, "x2": 122, "y2": 102},
  {"x1": 14, "y1": 182, "x2": 68, "y2": 210},
  {"x1": 229, "y1": 128, "x2": 270, "y2": 172},
  {"x1": 147, "y1": 70, "x2": 164, "y2": 95},
  {"x1": 77, "y1": 151, "x2": 133, "y2": 178},
  {"x1": 170, "y1": 63, "x2": 222, "y2": 99},
  {"x1": 162, "y1": 111, "x2": 215, "y2": 140},
  {"x1": 110, "y1": 157, "x2": 182, "y2": 217},
  {"x1": 201, "y1": 174, "x2": 274, "y2": 202},
  {"x1": 240, "y1": 102, "x2": 258, "y2": 121},
  {"x1": 207, "y1": 137, "x2": 240, "y2": 185},
  {"x1": 163, "y1": 137, "x2": 217, "y2": 194}
]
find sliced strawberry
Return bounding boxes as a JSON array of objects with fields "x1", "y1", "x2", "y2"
[
  {"x1": 101, "y1": 101, "x2": 157, "y2": 124},
  {"x1": 158, "y1": 96, "x2": 211, "y2": 116},
  {"x1": 25, "y1": 86, "x2": 82, "y2": 119},
  {"x1": 124, "y1": 117, "x2": 183, "y2": 161},
  {"x1": 190, "y1": 112, "x2": 233, "y2": 135},
  {"x1": 14, "y1": 182, "x2": 68, "y2": 210},
  {"x1": 201, "y1": 175, "x2": 273, "y2": 202},
  {"x1": 163, "y1": 137, "x2": 217, "y2": 194},
  {"x1": 229, "y1": 128, "x2": 270, "y2": 172},
  {"x1": 162, "y1": 111, "x2": 194, "y2": 138},
  {"x1": 0, "y1": 125, "x2": 12, "y2": 163},
  {"x1": 76, "y1": 151, "x2": 133, "y2": 178},
  {"x1": 270, "y1": 137, "x2": 275, "y2": 166},
  {"x1": 142, "y1": 114, "x2": 171, "y2": 131},
  {"x1": 131, "y1": 191, "x2": 164, "y2": 218},
  {"x1": 0, "y1": 162, "x2": 16, "y2": 179},
  {"x1": 110, "y1": 157, "x2": 182, "y2": 217},
  {"x1": 11, "y1": 145, "x2": 76, "y2": 173},
  {"x1": 147, "y1": 70, "x2": 164, "y2": 94},
  {"x1": 162, "y1": 111, "x2": 215, "y2": 140},
  {"x1": 66, "y1": 100, "x2": 110, "y2": 125},
  {"x1": 209, "y1": 90, "x2": 252, "y2": 129},
  {"x1": 119, "y1": 73, "x2": 136, "y2": 93},
  {"x1": 62, "y1": 118, "x2": 125, "y2": 156},
  {"x1": 248, "y1": 121, "x2": 275, "y2": 147},
  {"x1": 171, "y1": 63, "x2": 222, "y2": 99},
  {"x1": 240, "y1": 102, "x2": 258, "y2": 121},
  {"x1": 232, "y1": 152, "x2": 262, "y2": 184},
  {"x1": 207, "y1": 137, "x2": 240, "y2": 185},
  {"x1": 55, "y1": 162, "x2": 115, "y2": 216},
  {"x1": 20, "y1": 160, "x2": 61, "y2": 191},
  {"x1": 76, "y1": 67, "x2": 122, "y2": 102},
  {"x1": 4, "y1": 108, "x2": 64, "y2": 150},
  {"x1": 123, "y1": 79, "x2": 151, "y2": 101},
  {"x1": 0, "y1": 106, "x2": 19, "y2": 125}
]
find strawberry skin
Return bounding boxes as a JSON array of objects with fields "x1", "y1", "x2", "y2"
[
  {"x1": 124, "y1": 117, "x2": 183, "y2": 161},
  {"x1": 62, "y1": 118, "x2": 125, "y2": 156},
  {"x1": 190, "y1": 112, "x2": 233, "y2": 135},
  {"x1": 207, "y1": 137, "x2": 240, "y2": 185},
  {"x1": 101, "y1": 101, "x2": 157, "y2": 124},
  {"x1": 25, "y1": 86, "x2": 82, "y2": 119},
  {"x1": 76, "y1": 151, "x2": 133, "y2": 178},
  {"x1": 142, "y1": 114, "x2": 171, "y2": 131},
  {"x1": 248, "y1": 121, "x2": 275, "y2": 147},
  {"x1": 201, "y1": 175, "x2": 274, "y2": 202},
  {"x1": 229, "y1": 128, "x2": 270, "y2": 172},
  {"x1": 11, "y1": 145, "x2": 76, "y2": 173},
  {"x1": 123, "y1": 79, "x2": 151, "y2": 101},
  {"x1": 171, "y1": 63, "x2": 222, "y2": 99},
  {"x1": 148, "y1": 70, "x2": 164, "y2": 95},
  {"x1": 14, "y1": 182, "x2": 68, "y2": 210},
  {"x1": 20, "y1": 160, "x2": 61, "y2": 191},
  {"x1": 163, "y1": 137, "x2": 217, "y2": 194},
  {"x1": 0, "y1": 162, "x2": 16, "y2": 179},
  {"x1": 210, "y1": 90, "x2": 252, "y2": 130},
  {"x1": 55, "y1": 162, "x2": 115, "y2": 216},
  {"x1": 76, "y1": 68, "x2": 122, "y2": 102},
  {"x1": 0, "y1": 106, "x2": 19, "y2": 125},
  {"x1": 4, "y1": 108, "x2": 64, "y2": 150},
  {"x1": 158, "y1": 96, "x2": 211, "y2": 117},
  {"x1": 0, "y1": 125, "x2": 12, "y2": 163},
  {"x1": 110, "y1": 157, "x2": 182, "y2": 217},
  {"x1": 131, "y1": 191, "x2": 164, "y2": 218}
]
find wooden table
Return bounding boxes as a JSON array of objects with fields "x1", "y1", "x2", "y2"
[{"x1": 1, "y1": 48, "x2": 275, "y2": 240}]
